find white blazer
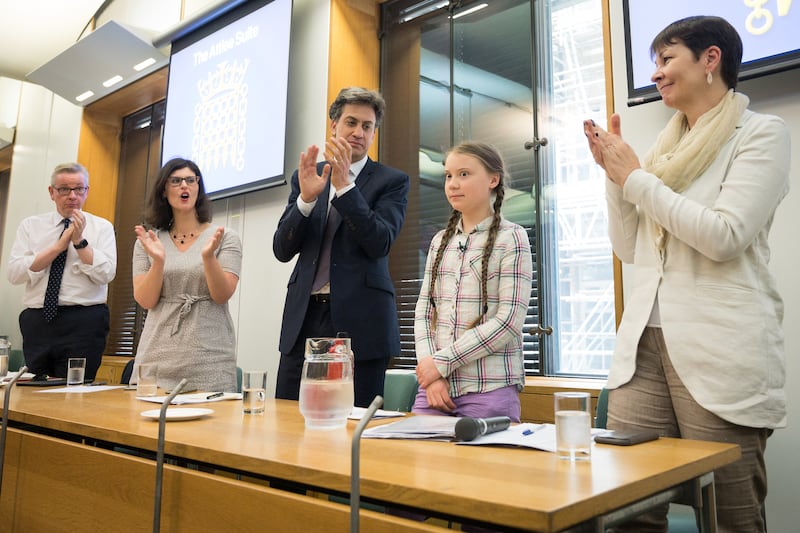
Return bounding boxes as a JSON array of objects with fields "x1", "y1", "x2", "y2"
[{"x1": 606, "y1": 109, "x2": 791, "y2": 429}]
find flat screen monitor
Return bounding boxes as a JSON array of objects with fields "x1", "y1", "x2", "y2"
[
  {"x1": 162, "y1": 0, "x2": 292, "y2": 199},
  {"x1": 623, "y1": 0, "x2": 800, "y2": 106}
]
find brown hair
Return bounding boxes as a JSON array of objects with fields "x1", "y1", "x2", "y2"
[
  {"x1": 429, "y1": 141, "x2": 507, "y2": 328},
  {"x1": 143, "y1": 157, "x2": 213, "y2": 230}
]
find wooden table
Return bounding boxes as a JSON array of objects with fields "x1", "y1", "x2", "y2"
[{"x1": 0, "y1": 386, "x2": 740, "y2": 532}]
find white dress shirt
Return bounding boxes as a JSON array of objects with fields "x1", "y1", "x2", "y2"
[
  {"x1": 296, "y1": 155, "x2": 367, "y2": 216},
  {"x1": 7, "y1": 211, "x2": 117, "y2": 308}
]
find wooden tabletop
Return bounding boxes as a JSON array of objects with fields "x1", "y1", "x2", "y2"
[{"x1": 3, "y1": 386, "x2": 741, "y2": 532}]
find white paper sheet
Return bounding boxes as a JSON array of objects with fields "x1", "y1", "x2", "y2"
[
  {"x1": 348, "y1": 406, "x2": 407, "y2": 420},
  {"x1": 0, "y1": 371, "x2": 36, "y2": 386},
  {"x1": 362, "y1": 415, "x2": 459, "y2": 440},
  {"x1": 37, "y1": 385, "x2": 126, "y2": 393},
  {"x1": 136, "y1": 392, "x2": 243, "y2": 405},
  {"x1": 457, "y1": 423, "x2": 604, "y2": 452}
]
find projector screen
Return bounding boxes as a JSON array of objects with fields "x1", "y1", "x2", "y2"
[
  {"x1": 623, "y1": 0, "x2": 800, "y2": 106},
  {"x1": 162, "y1": 0, "x2": 292, "y2": 199}
]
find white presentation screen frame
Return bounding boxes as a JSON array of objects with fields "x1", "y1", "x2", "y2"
[{"x1": 162, "y1": 0, "x2": 292, "y2": 199}]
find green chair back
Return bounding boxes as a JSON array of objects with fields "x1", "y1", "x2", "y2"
[
  {"x1": 9, "y1": 350, "x2": 25, "y2": 372},
  {"x1": 382, "y1": 370, "x2": 418, "y2": 412},
  {"x1": 595, "y1": 387, "x2": 609, "y2": 428}
]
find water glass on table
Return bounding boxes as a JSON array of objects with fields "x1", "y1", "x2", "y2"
[
  {"x1": 67, "y1": 357, "x2": 86, "y2": 386},
  {"x1": 554, "y1": 391, "x2": 592, "y2": 461},
  {"x1": 0, "y1": 339, "x2": 9, "y2": 378},
  {"x1": 299, "y1": 337, "x2": 354, "y2": 430},
  {"x1": 242, "y1": 370, "x2": 267, "y2": 414},
  {"x1": 137, "y1": 363, "x2": 158, "y2": 396}
]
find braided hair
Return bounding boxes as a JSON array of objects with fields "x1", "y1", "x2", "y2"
[{"x1": 428, "y1": 141, "x2": 507, "y2": 329}]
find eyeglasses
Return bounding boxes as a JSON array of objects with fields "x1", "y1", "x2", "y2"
[
  {"x1": 54, "y1": 186, "x2": 89, "y2": 196},
  {"x1": 168, "y1": 176, "x2": 200, "y2": 187}
]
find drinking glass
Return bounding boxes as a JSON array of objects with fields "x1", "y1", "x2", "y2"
[
  {"x1": 242, "y1": 370, "x2": 267, "y2": 414},
  {"x1": 67, "y1": 357, "x2": 86, "y2": 386},
  {"x1": 0, "y1": 338, "x2": 9, "y2": 378},
  {"x1": 136, "y1": 363, "x2": 158, "y2": 396},
  {"x1": 554, "y1": 391, "x2": 592, "y2": 461},
  {"x1": 299, "y1": 337, "x2": 354, "y2": 429}
]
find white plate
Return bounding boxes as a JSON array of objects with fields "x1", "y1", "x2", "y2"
[{"x1": 140, "y1": 407, "x2": 214, "y2": 421}]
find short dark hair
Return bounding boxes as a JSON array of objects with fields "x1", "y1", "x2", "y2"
[
  {"x1": 144, "y1": 157, "x2": 213, "y2": 230},
  {"x1": 328, "y1": 87, "x2": 386, "y2": 128},
  {"x1": 650, "y1": 16, "x2": 743, "y2": 89}
]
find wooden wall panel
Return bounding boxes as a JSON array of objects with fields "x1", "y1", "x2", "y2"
[
  {"x1": 0, "y1": 145, "x2": 12, "y2": 173},
  {"x1": 328, "y1": 0, "x2": 382, "y2": 160},
  {"x1": 520, "y1": 377, "x2": 603, "y2": 424},
  {"x1": 77, "y1": 110, "x2": 121, "y2": 223}
]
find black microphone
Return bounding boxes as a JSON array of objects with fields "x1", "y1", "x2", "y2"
[
  {"x1": 458, "y1": 242, "x2": 467, "y2": 253},
  {"x1": 454, "y1": 416, "x2": 511, "y2": 441}
]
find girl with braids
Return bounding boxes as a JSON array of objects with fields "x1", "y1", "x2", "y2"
[{"x1": 412, "y1": 141, "x2": 532, "y2": 420}]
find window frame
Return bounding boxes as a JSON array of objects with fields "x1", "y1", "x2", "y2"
[{"x1": 379, "y1": 0, "x2": 618, "y2": 377}]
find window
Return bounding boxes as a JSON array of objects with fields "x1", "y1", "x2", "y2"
[
  {"x1": 381, "y1": 0, "x2": 614, "y2": 377},
  {"x1": 104, "y1": 102, "x2": 165, "y2": 358}
]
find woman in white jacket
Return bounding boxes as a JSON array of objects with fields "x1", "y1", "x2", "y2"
[{"x1": 584, "y1": 16, "x2": 790, "y2": 533}]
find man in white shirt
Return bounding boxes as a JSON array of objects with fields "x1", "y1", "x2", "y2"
[{"x1": 7, "y1": 162, "x2": 117, "y2": 381}]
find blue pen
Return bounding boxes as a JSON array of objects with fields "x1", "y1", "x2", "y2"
[{"x1": 522, "y1": 428, "x2": 535, "y2": 436}]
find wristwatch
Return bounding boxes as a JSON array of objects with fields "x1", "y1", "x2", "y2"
[{"x1": 73, "y1": 239, "x2": 89, "y2": 249}]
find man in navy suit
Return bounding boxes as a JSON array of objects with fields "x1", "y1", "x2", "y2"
[{"x1": 273, "y1": 87, "x2": 409, "y2": 407}]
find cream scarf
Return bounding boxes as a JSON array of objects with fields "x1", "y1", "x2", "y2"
[{"x1": 643, "y1": 89, "x2": 749, "y2": 248}]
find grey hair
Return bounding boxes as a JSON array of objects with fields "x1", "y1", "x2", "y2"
[{"x1": 51, "y1": 162, "x2": 89, "y2": 186}]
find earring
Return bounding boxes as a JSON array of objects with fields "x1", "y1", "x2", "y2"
[{"x1": 707, "y1": 72, "x2": 713, "y2": 85}]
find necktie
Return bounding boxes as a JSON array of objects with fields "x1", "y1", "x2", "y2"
[
  {"x1": 311, "y1": 204, "x2": 341, "y2": 292},
  {"x1": 43, "y1": 218, "x2": 71, "y2": 322}
]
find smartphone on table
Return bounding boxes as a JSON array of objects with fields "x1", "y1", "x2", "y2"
[{"x1": 594, "y1": 428, "x2": 660, "y2": 446}]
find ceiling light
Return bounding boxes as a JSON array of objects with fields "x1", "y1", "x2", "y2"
[
  {"x1": 27, "y1": 20, "x2": 169, "y2": 107},
  {"x1": 75, "y1": 91, "x2": 95, "y2": 103},
  {"x1": 452, "y1": 3, "x2": 488, "y2": 20},
  {"x1": 134, "y1": 58, "x2": 157, "y2": 72},
  {"x1": 102, "y1": 75, "x2": 123, "y2": 88}
]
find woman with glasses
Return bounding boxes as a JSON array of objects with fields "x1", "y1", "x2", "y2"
[{"x1": 131, "y1": 158, "x2": 242, "y2": 393}]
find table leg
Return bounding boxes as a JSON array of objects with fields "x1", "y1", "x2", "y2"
[{"x1": 697, "y1": 472, "x2": 718, "y2": 533}]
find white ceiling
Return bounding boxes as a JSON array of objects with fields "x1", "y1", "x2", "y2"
[{"x1": 0, "y1": 0, "x2": 106, "y2": 80}]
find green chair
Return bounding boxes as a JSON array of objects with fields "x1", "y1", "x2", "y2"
[
  {"x1": 9, "y1": 350, "x2": 25, "y2": 372},
  {"x1": 595, "y1": 388, "x2": 699, "y2": 532},
  {"x1": 595, "y1": 387, "x2": 609, "y2": 429},
  {"x1": 382, "y1": 369, "x2": 418, "y2": 412}
]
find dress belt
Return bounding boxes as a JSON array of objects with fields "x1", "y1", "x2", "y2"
[
  {"x1": 310, "y1": 293, "x2": 331, "y2": 304},
  {"x1": 162, "y1": 294, "x2": 210, "y2": 335}
]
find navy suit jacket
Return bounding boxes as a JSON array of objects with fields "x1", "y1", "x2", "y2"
[{"x1": 273, "y1": 158, "x2": 410, "y2": 361}]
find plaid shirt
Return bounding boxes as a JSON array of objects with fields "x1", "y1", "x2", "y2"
[{"x1": 415, "y1": 216, "x2": 532, "y2": 397}]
